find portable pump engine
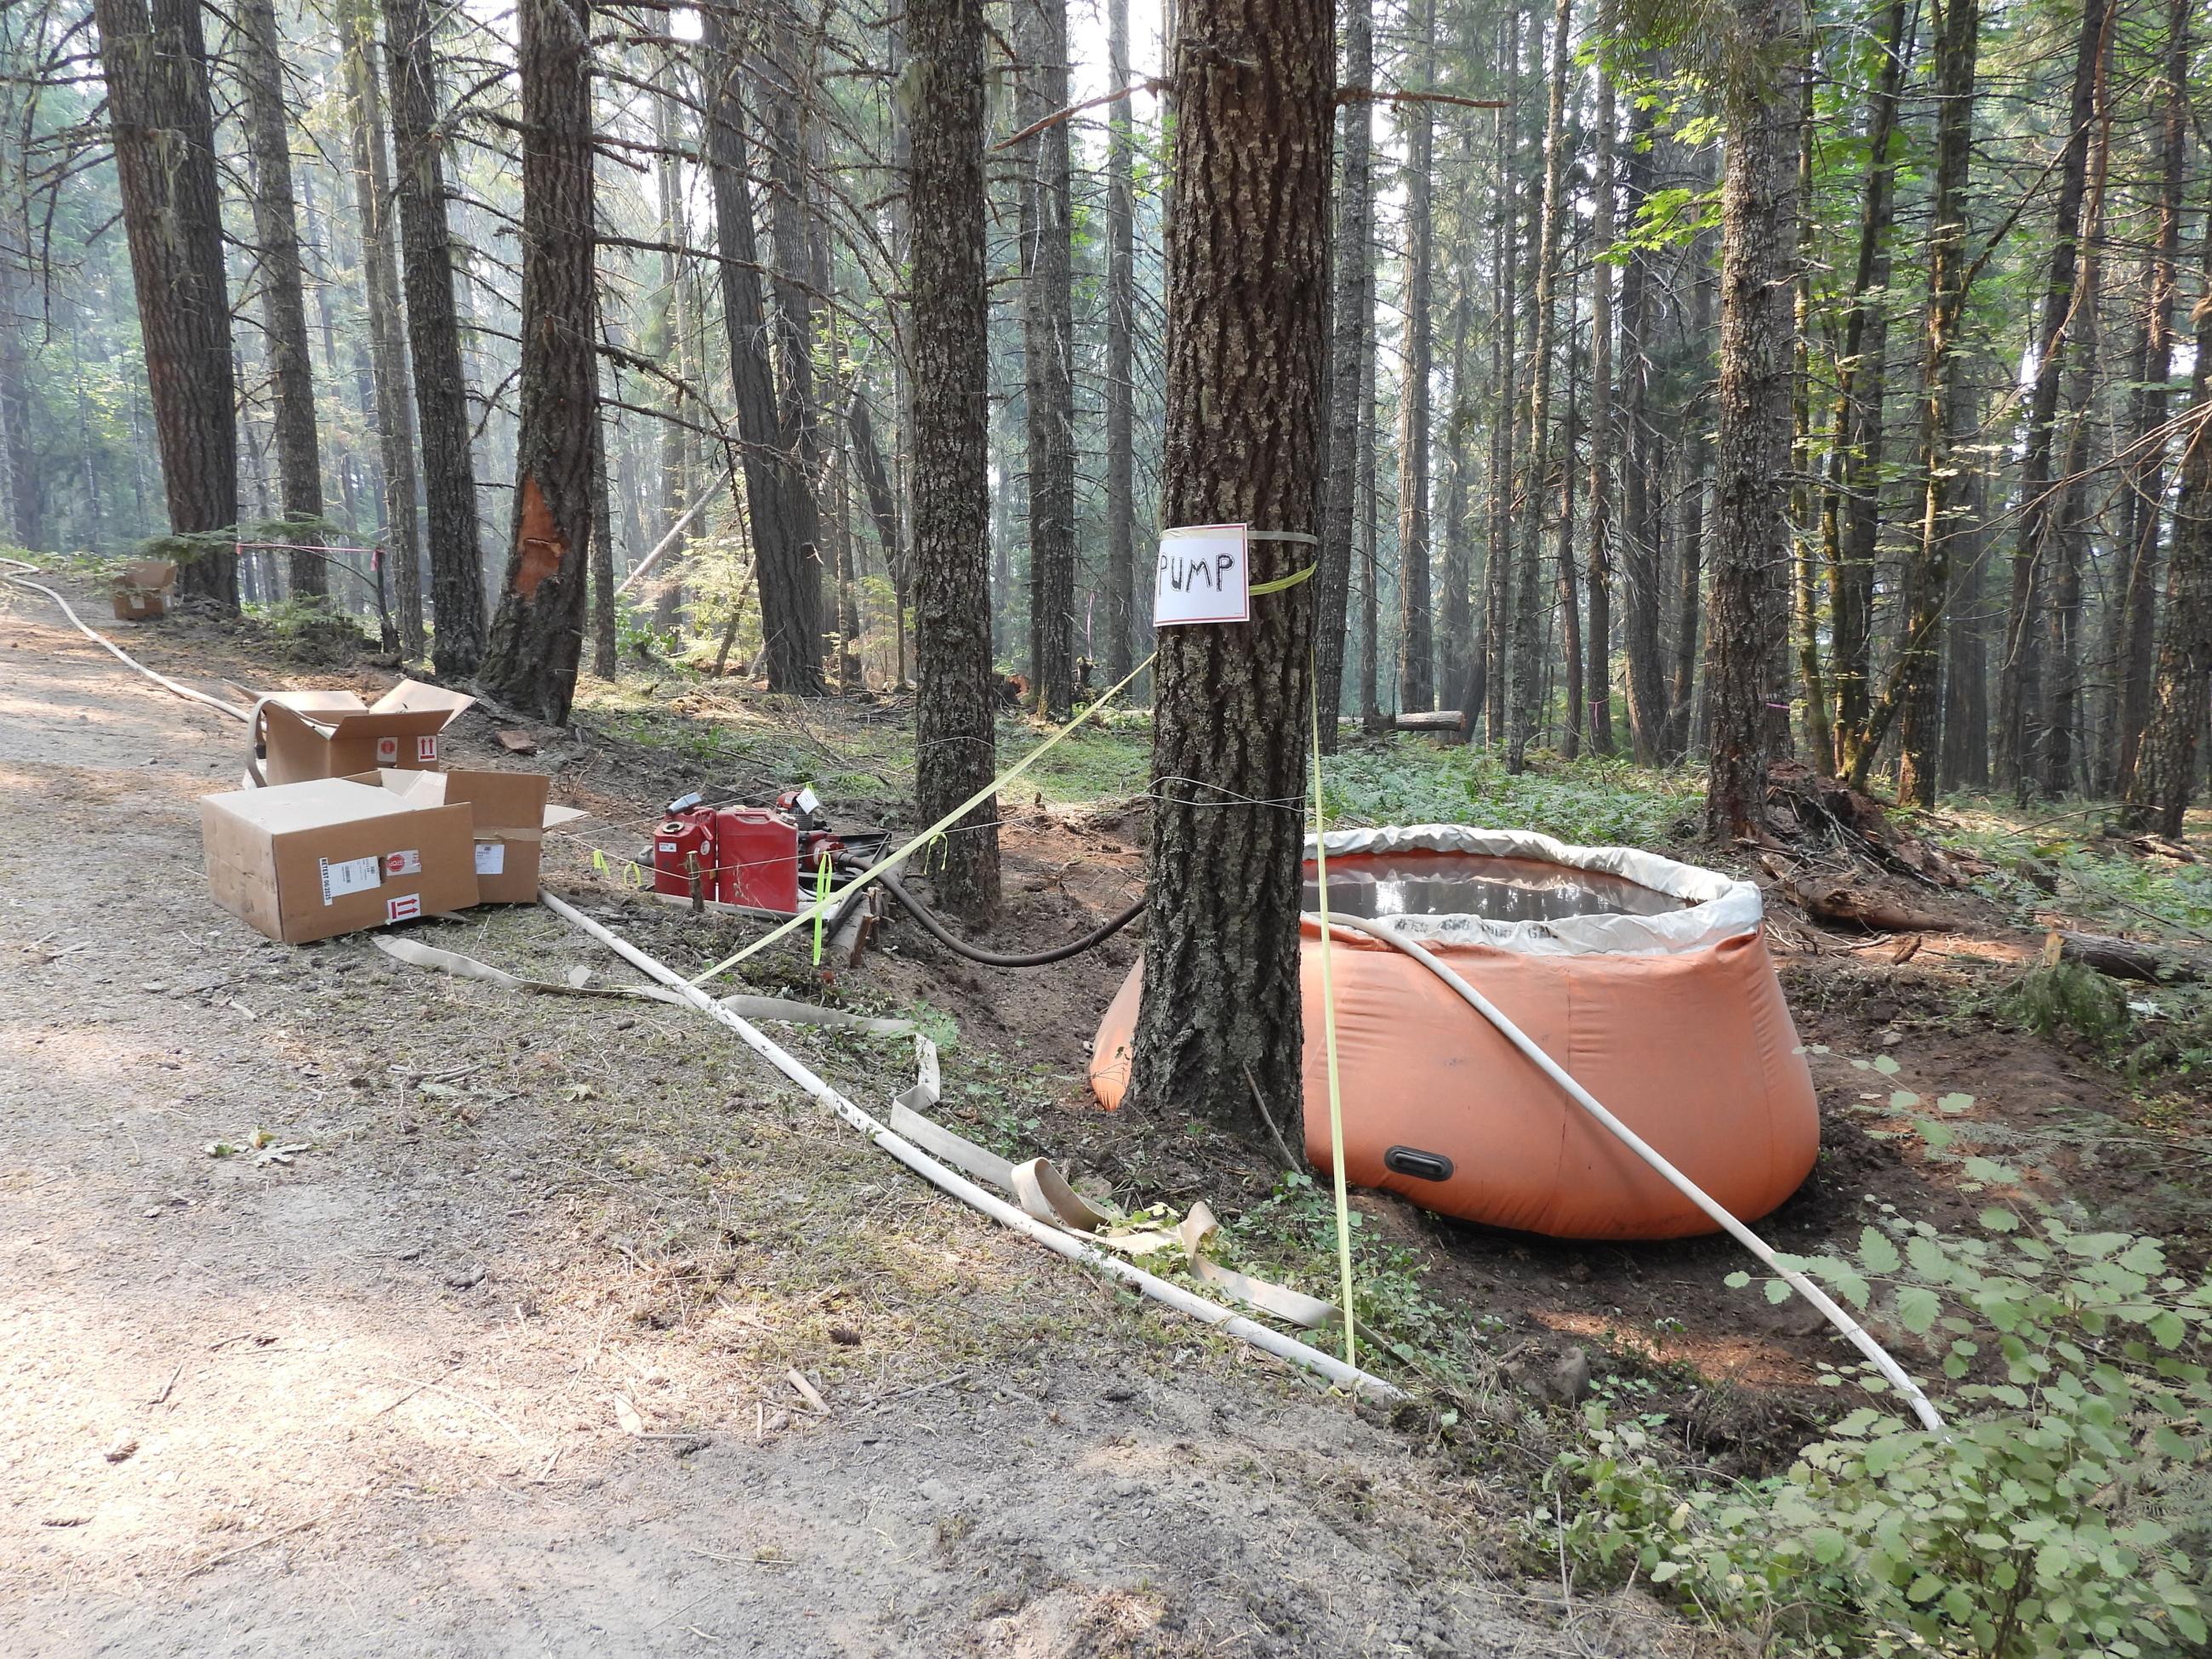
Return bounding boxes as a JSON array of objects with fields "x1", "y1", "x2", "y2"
[
  {"x1": 643, "y1": 783, "x2": 1147, "y2": 970},
  {"x1": 650, "y1": 785, "x2": 848, "y2": 914}
]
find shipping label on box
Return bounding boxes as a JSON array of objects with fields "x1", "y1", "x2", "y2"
[{"x1": 201, "y1": 778, "x2": 478, "y2": 944}]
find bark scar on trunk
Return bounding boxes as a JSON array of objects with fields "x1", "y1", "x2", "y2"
[{"x1": 514, "y1": 474, "x2": 567, "y2": 596}]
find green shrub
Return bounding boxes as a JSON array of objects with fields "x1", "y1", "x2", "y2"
[
  {"x1": 1540, "y1": 1203, "x2": 2212, "y2": 1656},
  {"x1": 2004, "y1": 961, "x2": 2133, "y2": 1049}
]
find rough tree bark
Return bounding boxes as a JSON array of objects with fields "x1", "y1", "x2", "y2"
[
  {"x1": 700, "y1": 1, "x2": 815, "y2": 695},
  {"x1": 478, "y1": 0, "x2": 597, "y2": 721},
  {"x1": 1506, "y1": 0, "x2": 1572, "y2": 771},
  {"x1": 1994, "y1": 0, "x2": 2107, "y2": 795},
  {"x1": 1394, "y1": 0, "x2": 1436, "y2": 715},
  {"x1": 1315, "y1": 0, "x2": 1372, "y2": 750},
  {"x1": 1702, "y1": 0, "x2": 1803, "y2": 841},
  {"x1": 94, "y1": 0, "x2": 238, "y2": 606},
  {"x1": 336, "y1": 0, "x2": 425, "y2": 658},
  {"x1": 1584, "y1": 68, "x2": 1616, "y2": 755},
  {"x1": 384, "y1": 0, "x2": 486, "y2": 674},
  {"x1": 1103, "y1": 0, "x2": 1137, "y2": 682},
  {"x1": 1887, "y1": 0, "x2": 1981, "y2": 804},
  {"x1": 908, "y1": 0, "x2": 1000, "y2": 921},
  {"x1": 1823, "y1": 0, "x2": 1907, "y2": 775},
  {"x1": 1126, "y1": 0, "x2": 1331, "y2": 1139},
  {"x1": 759, "y1": 7, "x2": 829, "y2": 693},
  {"x1": 1617, "y1": 88, "x2": 1666, "y2": 762},
  {"x1": 2107, "y1": 0, "x2": 2188, "y2": 795},
  {"x1": 1016, "y1": 0, "x2": 1075, "y2": 718},
  {"x1": 237, "y1": 0, "x2": 328, "y2": 599},
  {"x1": 2123, "y1": 202, "x2": 2212, "y2": 838}
]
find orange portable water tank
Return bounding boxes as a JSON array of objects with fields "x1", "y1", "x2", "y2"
[{"x1": 1090, "y1": 827, "x2": 1819, "y2": 1241}]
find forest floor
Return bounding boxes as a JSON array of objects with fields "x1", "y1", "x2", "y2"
[{"x1": 3, "y1": 568, "x2": 2208, "y2": 1657}]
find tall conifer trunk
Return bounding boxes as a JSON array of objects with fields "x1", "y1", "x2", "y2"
[
  {"x1": 237, "y1": 0, "x2": 327, "y2": 599},
  {"x1": 1016, "y1": 0, "x2": 1076, "y2": 718},
  {"x1": 1126, "y1": 0, "x2": 1331, "y2": 1137},
  {"x1": 1394, "y1": 0, "x2": 1436, "y2": 715},
  {"x1": 94, "y1": 0, "x2": 239, "y2": 606},
  {"x1": 1316, "y1": 0, "x2": 1372, "y2": 748},
  {"x1": 908, "y1": 0, "x2": 1000, "y2": 921},
  {"x1": 1103, "y1": 0, "x2": 1137, "y2": 682},
  {"x1": 478, "y1": 0, "x2": 597, "y2": 721},
  {"x1": 1702, "y1": 0, "x2": 1803, "y2": 840},
  {"x1": 384, "y1": 0, "x2": 487, "y2": 673}
]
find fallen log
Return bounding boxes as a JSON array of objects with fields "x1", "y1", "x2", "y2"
[{"x1": 2056, "y1": 930, "x2": 2204, "y2": 984}]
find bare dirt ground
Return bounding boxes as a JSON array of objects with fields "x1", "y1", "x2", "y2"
[{"x1": 0, "y1": 579, "x2": 1696, "y2": 1657}]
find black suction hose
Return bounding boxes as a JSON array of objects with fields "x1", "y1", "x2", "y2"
[{"x1": 872, "y1": 866, "x2": 1146, "y2": 969}]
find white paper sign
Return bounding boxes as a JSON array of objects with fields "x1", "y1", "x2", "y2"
[
  {"x1": 1153, "y1": 524, "x2": 1249, "y2": 626},
  {"x1": 474, "y1": 842, "x2": 506, "y2": 875}
]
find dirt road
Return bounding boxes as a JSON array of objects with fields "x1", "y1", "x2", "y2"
[{"x1": 0, "y1": 581, "x2": 1634, "y2": 1657}]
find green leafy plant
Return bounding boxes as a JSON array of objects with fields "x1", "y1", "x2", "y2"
[{"x1": 1541, "y1": 1198, "x2": 2212, "y2": 1656}]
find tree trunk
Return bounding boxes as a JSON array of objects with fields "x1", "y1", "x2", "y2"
[
  {"x1": 1994, "y1": 0, "x2": 2107, "y2": 795},
  {"x1": 651, "y1": 52, "x2": 693, "y2": 638},
  {"x1": 1315, "y1": 0, "x2": 1372, "y2": 749},
  {"x1": 478, "y1": 0, "x2": 596, "y2": 722},
  {"x1": 1126, "y1": 0, "x2": 1330, "y2": 1139},
  {"x1": 94, "y1": 0, "x2": 239, "y2": 605},
  {"x1": 1479, "y1": 9, "x2": 1524, "y2": 747},
  {"x1": 1824, "y1": 0, "x2": 1909, "y2": 775},
  {"x1": 1504, "y1": 0, "x2": 1571, "y2": 771},
  {"x1": 1887, "y1": 0, "x2": 1981, "y2": 804},
  {"x1": 1016, "y1": 0, "x2": 1076, "y2": 718},
  {"x1": 1555, "y1": 273, "x2": 1582, "y2": 761},
  {"x1": 383, "y1": 0, "x2": 485, "y2": 674},
  {"x1": 2107, "y1": 0, "x2": 2188, "y2": 796},
  {"x1": 1668, "y1": 231, "x2": 1713, "y2": 762},
  {"x1": 849, "y1": 390, "x2": 908, "y2": 684},
  {"x1": 337, "y1": 0, "x2": 425, "y2": 658},
  {"x1": 908, "y1": 0, "x2": 1000, "y2": 921},
  {"x1": 2124, "y1": 202, "x2": 2212, "y2": 838},
  {"x1": 1702, "y1": 0, "x2": 1803, "y2": 841},
  {"x1": 1438, "y1": 265, "x2": 1474, "y2": 720},
  {"x1": 1393, "y1": 0, "x2": 1436, "y2": 715},
  {"x1": 2042, "y1": 97, "x2": 2109, "y2": 801},
  {"x1": 1618, "y1": 88, "x2": 1665, "y2": 763},
  {"x1": 700, "y1": 3, "x2": 811, "y2": 695},
  {"x1": 760, "y1": 9, "x2": 828, "y2": 693},
  {"x1": 1103, "y1": 0, "x2": 1137, "y2": 683},
  {"x1": 1584, "y1": 69, "x2": 1616, "y2": 756},
  {"x1": 1356, "y1": 297, "x2": 1380, "y2": 727},
  {"x1": 237, "y1": 0, "x2": 326, "y2": 600},
  {"x1": 0, "y1": 239, "x2": 37, "y2": 550},
  {"x1": 589, "y1": 350, "x2": 618, "y2": 679}
]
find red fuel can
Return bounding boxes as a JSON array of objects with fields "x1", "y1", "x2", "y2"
[
  {"x1": 714, "y1": 807, "x2": 801, "y2": 912},
  {"x1": 652, "y1": 810, "x2": 717, "y2": 898}
]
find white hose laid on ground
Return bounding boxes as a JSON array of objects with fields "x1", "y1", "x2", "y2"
[
  {"x1": 1320, "y1": 910, "x2": 1947, "y2": 1436},
  {"x1": 540, "y1": 890, "x2": 1405, "y2": 1402},
  {"x1": 0, "y1": 556, "x2": 254, "y2": 724}
]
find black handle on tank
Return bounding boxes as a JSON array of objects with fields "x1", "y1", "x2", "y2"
[{"x1": 1383, "y1": 1146, "x2": 1454, "y2": 1183}]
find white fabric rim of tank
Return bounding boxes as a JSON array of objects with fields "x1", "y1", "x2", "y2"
[{"x1": 1303, "y1": 824, "x2": 1764, "y2": 958}]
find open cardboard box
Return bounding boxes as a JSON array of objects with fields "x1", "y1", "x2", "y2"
[
  {"x1": 201, "y1": 774, "x2": 480, "y2": 944},
  {"x1": 249, "y1": 679, "x2": 475, "y2": 786},
  {"x1": 345, "y1": 768, "x2": 584, "y2": 903},
  {"x1": 111, "y1": 561, "x2": 177, "y2": 621}
]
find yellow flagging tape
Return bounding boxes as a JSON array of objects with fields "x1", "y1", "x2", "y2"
[
  {"x1": 1248, "y1": 562, "x2": 1317, "y2": 597},
  {"x1": 1308, "y1": 654, "x2": 1358, "y2": 1368},
  {"x1": 687, "y1": 650, "x2": 1159, "y2": 986}
]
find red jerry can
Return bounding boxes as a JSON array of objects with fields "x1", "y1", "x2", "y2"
[
  {"x1": 713, "y1": 807, "x2": 801, "y2": 912},
  {"x1": 652, "y1": 809, "x2": 717, "y2": 898}
]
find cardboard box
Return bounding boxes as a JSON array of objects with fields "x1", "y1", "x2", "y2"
[
  {"x1": 347, "y1": 769, "x2": 584, "y2": 904},
  {"x1": 250, "y1": 679, "x2": 475, "y2": 786},
  {"x1": 111, "y1": 561, "x2": 177, "y2": 621},
  {"x1": 201, "y1": 776, "x2": 480, "y2": 944}
]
